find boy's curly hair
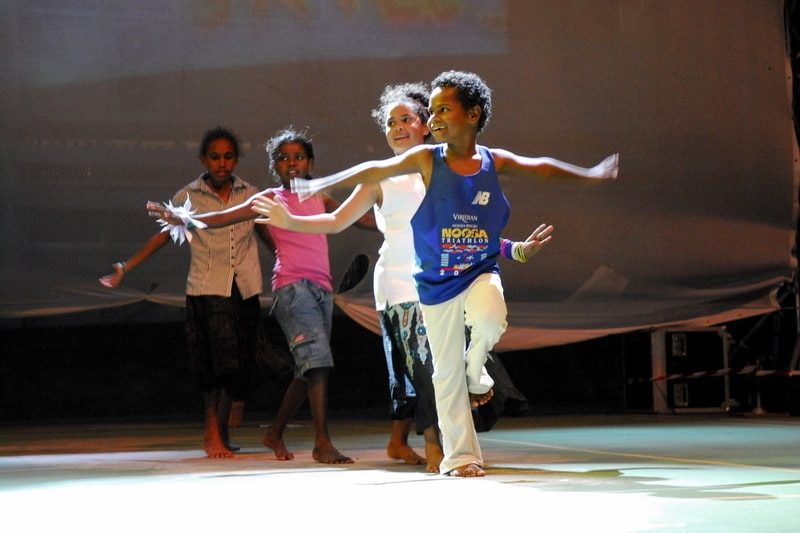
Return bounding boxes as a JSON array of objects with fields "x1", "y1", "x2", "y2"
[
  {"x1": 431, "y1": 71, "x2": 492, "y2": 133},
  {"x1": 371, "y1": 82, "x2": 432, "y2": 140}
]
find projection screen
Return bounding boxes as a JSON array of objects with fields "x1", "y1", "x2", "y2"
[{"x1": 0, "y1": 0, "x2": 796, "y2": 351}]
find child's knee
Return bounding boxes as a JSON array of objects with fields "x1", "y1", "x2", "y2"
[{"x1": 469, "y1": 315, "x2": 507, "y2": 345}]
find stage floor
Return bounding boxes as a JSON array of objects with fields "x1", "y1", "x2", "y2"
[{"x1": 1, "y1": 413, "x2": 798, "y2": 532}]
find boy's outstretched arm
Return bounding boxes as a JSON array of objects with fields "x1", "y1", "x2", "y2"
[{"x1": 492, "y1": 150, "x2": 618, "y2": 181}]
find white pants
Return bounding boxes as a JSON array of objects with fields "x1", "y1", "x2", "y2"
[{"x1": 420, "y1": 272, "x2": 508, "y2": 474}]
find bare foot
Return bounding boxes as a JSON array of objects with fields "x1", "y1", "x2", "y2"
[
  {"x1": 469, "y1": 389, "x2": 494, "y2": 407},
  {"x1": 263, "y1": 432, "x2": 294, "y2": 461},
  {"x1": 425, "y1": 441, "x2": 444, "y2": 474},
  {"x1": 312, "y1": 443, "x2": 354, "y2": 464},
  {"x1": 449, "y1": 463, "x2": 485, "y2": 477},
  {"x1": 387, "y1": 442, "x2": 426, "y2": 465},
  {"x1": 204, "y1": 438, "x2": 235, "y2": 458},
  {"x1": 228, "y1": 401, "x2": 245, "y2": 427}
]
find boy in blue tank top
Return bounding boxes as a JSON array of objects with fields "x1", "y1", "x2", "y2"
[{"x1": 287, "y1": 70, "x2": 618, "y2": 477}]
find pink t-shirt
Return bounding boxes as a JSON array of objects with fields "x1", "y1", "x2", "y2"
[{"x1": 267, "y1": 187, "x2": 333, "y2": 293}]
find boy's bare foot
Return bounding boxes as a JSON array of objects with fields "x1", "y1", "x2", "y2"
[
  {"x1": 449, "y1": 463, "x2": 485, "y2": 477},
  {"x1": 204, "y1": 437, "x2": 235, "y2": 458},
  {"x1": 263, "y1": 432, "x2": 294, "y2": 461},
  {"x1": 425, "y1": 441, "x2": 444, "y2": 474},
  {"x1": 387, "y1": 442, "x2": 426, "y2": 465},
  {"x1": 469, "y1": 389, "x2": 494, "y2": 407},
  {"x1": 312, "y1": 443, "x2": 354, "y2": 464}
]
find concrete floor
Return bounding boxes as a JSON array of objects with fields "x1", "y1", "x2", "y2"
[{"x1": 1, "y1": 413, "x2": 798, "y2": 532}]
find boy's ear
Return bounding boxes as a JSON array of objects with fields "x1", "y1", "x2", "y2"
[{"x1": 467, "y1": 105, "x2": 482, "y2": 124}]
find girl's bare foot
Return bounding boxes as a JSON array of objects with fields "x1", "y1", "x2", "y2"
[
  {"x1": 387, "y1": 442, "x2": 426, "y2": 465},
  {"x1": 469, "y1": 389, "x2": 494, "y2": 407},
  {"x1": 425, "y1": 441, "x2": 444, "y2": 473},
  {"x1": 313, "y1": 443, "x2": 354, "y2": 464},
  {"x1": 263, "y1": 432, "x2": 294, "y2": 460},
  {"x1": 204, "y1": 437, "x2": 235, "y2": 458},
  {"x1": 386, "y1": 419, "x2": 424, "y2": 464},
  {"x1": 449, "y1": 463, "x2": 485, "y2": 477}
]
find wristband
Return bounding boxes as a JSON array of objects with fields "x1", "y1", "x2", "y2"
[
  {"x1": 499, "y1": 238, "x2": 514, "y2": 260},
  {"x1": 511, "y1": 241, "x2": 528, "y2": 263}
]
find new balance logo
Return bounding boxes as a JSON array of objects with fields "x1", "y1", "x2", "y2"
[{"x1": 471, "y1": 191, "x2": 491, "y2": 205}]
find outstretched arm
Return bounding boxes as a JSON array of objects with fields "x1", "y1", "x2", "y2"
[
  {"x1": 148, "y1": 190, "x2": 273, "y2": 229},
  {"x1": 193, "y1": 190, "x2": 273, "y2": 227},
  {"x1": 492, "y1": 150, "x2": 618, "y2": 181},
  {"x1": 291, "y1": 145, "x2": 432, "y2": 200},
  {"x1": 253, "y1": 184, "x2": 380, "y2": 234},
  {"x1": 99, "y1": 231, "x2": 172, "y2": 288},
  {"x1": 322, "y1": 189, "x2": 377, "y2": 231}
]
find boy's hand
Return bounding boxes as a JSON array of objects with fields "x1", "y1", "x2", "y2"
[
  {"x1": 591, "y1": 153, "x2": 619, "y2": 180},
  {"x1": 521, "y1": 224, "x2": 554, "y2": 259}
]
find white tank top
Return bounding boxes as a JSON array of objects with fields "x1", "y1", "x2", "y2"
[{"x1": 372, "y1": 173, "x2": 426, "y2": 310}]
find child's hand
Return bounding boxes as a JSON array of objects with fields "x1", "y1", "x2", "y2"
[
  {"x1": 521, "y1": 224, "x2": 554, "y2": 259},
  {"x1": 591, "y1": 153, "x2": 619, "y2": 180},
  {"x1": 290, "y1": 178, "x2": 315, "y2": 201},
  {"x1": 146, "y1": 200, "x2": 205, "y2": 245},
  {"x1": 99, "y1": 262, "x2": 125, "y2": 288},
  {"x1": 147, "y1": 201, "x2": 182, "y2": 226},
  {"x1": 252, "y1": 196, "x2": 292, "y2": 229}
]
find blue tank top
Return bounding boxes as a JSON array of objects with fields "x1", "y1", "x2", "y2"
[{"x1": 411, "y1": 144, "x2": 510, "y2": 305}]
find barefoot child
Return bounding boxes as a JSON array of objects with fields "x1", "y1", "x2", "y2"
[
  {"x1": 255, "y1": 83, "x2": 445, "y2": 472},
  {"x1": 151, "y1": 127, "x2": 375, "y2": 464},
  {"x1": 101, "y1": 127, "x2": 269, "y2": 458},
  {"x1": 253, "y1": 82, "x2": 553, "y2": 473},
  {"x1": 287, "y1": 71, "x2": 618, "y2": 477}
]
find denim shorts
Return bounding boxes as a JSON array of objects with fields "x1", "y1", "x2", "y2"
[{"x1": 271, "y1": 279, "x2": 334, "y2": 377}]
